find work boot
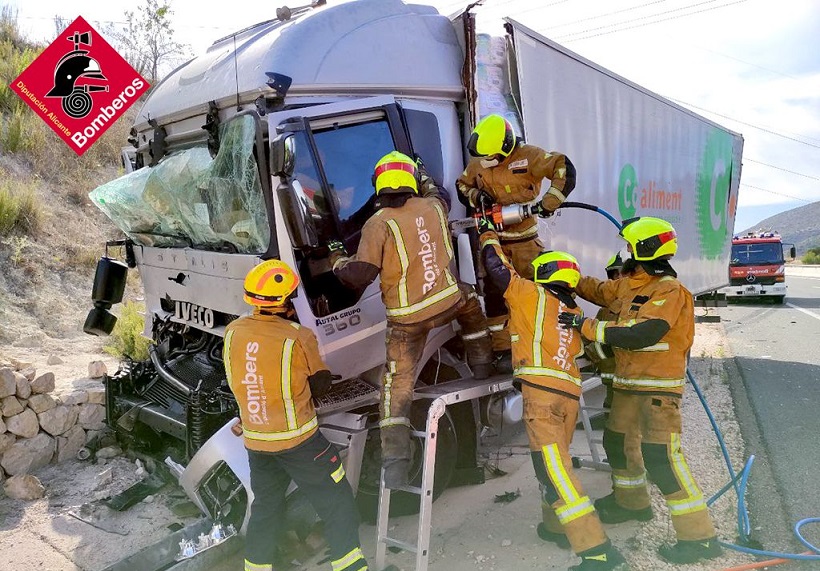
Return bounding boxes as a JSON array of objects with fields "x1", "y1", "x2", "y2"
[
  {"x1": 536, "y1": 523, "x2": 570, "y2": 549},
  {"x1": 382, "y1": 459, "x2": 410, "y2": 489},
  {"x1": 657, "y1": 537, "x2": 722, "y2": 563},
  {"x1": 569, "y1": 542, "x2": 629, "y2": 570},
  {"x1": 471, "y1": 362, "x2": 494, "y2": 380},
  {"x1": 594, "y1": 493, "x2": 653, "y2": 524},
  {"x1": 494, "y1": 350, "x2": 513, "y2": 374}
]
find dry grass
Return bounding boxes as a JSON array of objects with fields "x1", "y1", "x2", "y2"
[{"x1": 0, "y1": 172, "x2": 41, "y2": 235}]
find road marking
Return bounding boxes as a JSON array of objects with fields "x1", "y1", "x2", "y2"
[{"x1": 786, "y1": 302, "x2": 820, "y2": 321}]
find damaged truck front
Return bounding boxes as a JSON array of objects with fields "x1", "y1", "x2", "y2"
[{"x1": 84, "y1": 0, "x2": 501, "y2": 531}]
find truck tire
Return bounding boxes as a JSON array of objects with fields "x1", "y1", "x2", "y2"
[
  {"x1": 774, "y1": 295, "x2": 785, "y2": 304},
  {"x1": 356, "y1": 399, "x2": 458, "y2": 522}
]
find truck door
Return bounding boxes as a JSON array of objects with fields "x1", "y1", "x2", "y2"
[{"x1": 268, "y1": 97, "x2": 417, "y2": 378}]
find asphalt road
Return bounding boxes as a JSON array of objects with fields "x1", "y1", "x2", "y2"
[{"x1": 720, "y1": 275, "x2": 820, "y2": 552}]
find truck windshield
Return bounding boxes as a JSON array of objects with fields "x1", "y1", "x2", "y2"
[
  {"x1": 731, "y1": 242, "x2": 783, "y2": 265},
  {"x1": 89, "y1": 114, "x2": 270, "y2": 254},
  {"x1": 291, "y1": 117, "x2": 395, "y2": 251}
]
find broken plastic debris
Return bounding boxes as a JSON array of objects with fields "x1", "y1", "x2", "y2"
[
  {"x1": 493, "y1": 489, "x2": 521, "y2": 503},
  {"x1": 175, "y1": 522, "x2": 237, "y2": 561}
]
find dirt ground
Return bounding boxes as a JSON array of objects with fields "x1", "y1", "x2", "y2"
[{"x1": 0, "y1": 318, "x2": 764, "y2": 571}]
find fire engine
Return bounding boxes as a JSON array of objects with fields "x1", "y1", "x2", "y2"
[{"x1": 724, "y1": 231, "x2": 796, "y2": 303}]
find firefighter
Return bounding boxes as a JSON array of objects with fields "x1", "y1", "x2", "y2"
[
  {"x1": 559, "y1": 217, "x2": 722, "y2": 564},
  {"x1": 457, "y1": 113, "x2": 576, "y2": 372},
  {"x1": 584, "y1": 253, "x2": 624, "y2": 410},
  {"x1": 330, "y1": 151, "x2": 494, "y2": 488},
  {"x1": 479, "y1": 219, "x2": 628, "y2": 571},
  {"x1": 224, "y1": 260, "x2": 369, "y2": 571}
]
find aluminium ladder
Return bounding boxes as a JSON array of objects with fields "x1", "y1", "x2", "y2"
[
  {"x1": 374, "y1": 372, "x2": 609, "y2": 571},
  {"x1": 374, "y1": 376, "x2": 513, "y2": 571}
]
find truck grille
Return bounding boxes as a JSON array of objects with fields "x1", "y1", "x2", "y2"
[
  {"x1": 142, "y1": 376, "x2": 188, "y2": 412},
  {"x1": 730, "y1": 276, "x2": 778, "y2": 286}
]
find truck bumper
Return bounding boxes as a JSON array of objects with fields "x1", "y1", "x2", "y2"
[{"x1": 723, "y1": 283, "x2": 787, "y2": 298}]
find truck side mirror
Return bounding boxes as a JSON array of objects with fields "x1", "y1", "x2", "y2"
[
  {"x1": 271, "y1": 133, "x2": 295, "y2": 178},
  {"x1": 790, "y1": 246, "x2": 796, "y2": 259}
]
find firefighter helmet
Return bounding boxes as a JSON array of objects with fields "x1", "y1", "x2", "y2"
[
  {"x1": 605, "y1": 252, "x2": 624, "y2": 278},
  {"x1": 532, "y1": 251, "x2": 581, "y2": 288},
  {"x1": 243, "y1": 259, "x2": 300, "y2": 307},
  {"x1": 620, "y1": 217, "x2": 678, "y2": 261},
  {"x1": 467, "y1": 114, "x2": 517, "y2": 158},
  {"x1": 372, "y1": 151, "x2": 419, "y2": 195}
]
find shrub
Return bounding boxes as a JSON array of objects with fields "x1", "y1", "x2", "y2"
[
  {"x1": 803, "y1": 249, "x2": 820, "y2": 265},
  {"x1": 104, "y1": 301, "x2": 151, "y2": 361},
  {"x1": 0, "y1": 177, "x2": 41, "y2": 236}
]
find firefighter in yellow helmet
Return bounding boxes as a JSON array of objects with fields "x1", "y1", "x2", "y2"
[
  {"x1": 330, "y1": 151, "x2": 494, "y2": 488},
  {"x1": 478, "y1": 218, "x2": 627, "y2": 571},
  {"x1": 458, "y1": 114, "x2": 576, "y2": 372},
  {"x1": 559, "y1": 217, "x2": 722, "y2": 565},
  {"x1": 224, "y1": 260, "x2": 370, "y2": 571}
]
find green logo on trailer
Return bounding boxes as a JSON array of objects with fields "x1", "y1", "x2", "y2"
[
  {"x1": 696, "y1": 130, "x2": 734, "y2": 259},
  {"x1": 618, "y1": 163, "x2": 638, "y2": 220}
]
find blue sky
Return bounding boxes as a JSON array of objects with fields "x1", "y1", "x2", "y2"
[{"x1": 6, "y1": 0, "x2": 820, "y2": 233}]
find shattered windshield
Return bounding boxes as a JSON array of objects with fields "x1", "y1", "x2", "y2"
[
  {"x1": 730, "y1": 243, "x2": 783, "y2": 265},
  {"x1": 89, "y1": 114, "x2": 270, "y2": 253}
]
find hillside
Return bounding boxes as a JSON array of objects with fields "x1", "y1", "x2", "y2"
[
  {"x1": 740, "y1": 200, "x2": 820, "y2": 254},
  {"x1": 0, "y1": 11, "x2": 137, "y2": 360}
]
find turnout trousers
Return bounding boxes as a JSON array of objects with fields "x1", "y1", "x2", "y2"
[
  {"x1": 381, "y1": 285, "x2": 492, "y2": 460},
  {"x1": 244, "y1": 433, "x2": 368, "y2": 571},
  {"x1": 483, "y1": 237, "x2": 543, "y2": 352},
  {"x1": 523, "y1": 385, "x2": 609, "y2": 554},
  {"x1": 603, "y1": 390, "x2": 717, "y2": 541}
]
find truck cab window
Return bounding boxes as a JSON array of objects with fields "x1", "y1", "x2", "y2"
[
  {"x1": 312, "y1": 119, "x2": 395, "y2": 252},
  {"x1": 730, "y1": 243, "x2": 784, "y2": 265},
  {"x1": 404, "y1": 109, "x2": 444, "y2": 185}
]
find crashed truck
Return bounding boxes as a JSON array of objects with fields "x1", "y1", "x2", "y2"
[{"x1": 83, "y1": 0, "x2": 743, "y2": 532}]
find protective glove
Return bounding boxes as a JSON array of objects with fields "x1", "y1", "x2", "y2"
[
  {"x1": 558, "y1": 312, "x2": 587, "y2": 331},
  {"x1": 327, "y1": 240, "x2": 347, "y2": 267},
  {"x1": 476, "y1": 216, "x2": 496, "y2": 237},
  {"x1": 308, "y1": 370, "x2": 335, "y2": 397},
  {"x1": 327, "y1": 240, "x2": 346, "y2": 255},
  {"x1": 539, "y1": 193, "x2": 564, "y2": 217},
  {"x1": 469, "y1": 188, "x2": 495, "y2": 210},
  {"x1": 533, "y1": 203, "x2": 554, "y2": 218}
]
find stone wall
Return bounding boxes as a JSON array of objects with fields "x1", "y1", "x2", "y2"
[{"x1": 0, "y1": 359, "x2": 106, "y2": 497}]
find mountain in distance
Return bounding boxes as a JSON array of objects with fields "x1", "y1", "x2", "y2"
[{"x1": 737, "y1": 200, "x2": 820, "y2": 255}]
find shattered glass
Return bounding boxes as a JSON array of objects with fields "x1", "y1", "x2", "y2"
[{"x1": 89, "y1": 114, "x2": 270, "y2": 253}]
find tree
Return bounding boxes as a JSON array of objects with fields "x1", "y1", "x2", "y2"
[{"x1": 114, "y1": 0, "x2": 190, "y2": 83}]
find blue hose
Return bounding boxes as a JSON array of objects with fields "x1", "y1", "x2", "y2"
[
  {"x1": 686, "y1": 368, "x2": 820, "y2": 562},
  {"x1": 558, "y1": 202, "x2": 623, "y2": 231}
]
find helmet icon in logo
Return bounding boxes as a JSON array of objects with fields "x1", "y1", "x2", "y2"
[{"x1": 46, "y1": 31, "x2": 109, "y2": 119}]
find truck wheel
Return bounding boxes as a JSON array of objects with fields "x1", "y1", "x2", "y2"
[
  {"x1": 356, "y1": 399, "x2": 458, "y2": 522},
  {"x1": 774, "y1": 295, "x2": 785, "y2": 304}
]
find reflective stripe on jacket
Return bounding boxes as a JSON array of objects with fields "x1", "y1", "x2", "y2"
[
  {"x1": 480, "y1": 232, "x2": 584, "y2": 397},
  {"x1": 334, "y1": 195, "x2": 460, "y2": 324},
  {"x1": 457, "y1": 144, "x2": 573, "y2": 241},
  {"x1": 575, "y1": 268, "x2": 694, "y2": 395},
  {"x1": 224, "y1": 312, "x2": 325, "y2": 453}
]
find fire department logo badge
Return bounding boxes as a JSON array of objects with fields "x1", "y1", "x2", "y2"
[{"x1": 11, "y1": 16, "x2": 149, "y2": 156}]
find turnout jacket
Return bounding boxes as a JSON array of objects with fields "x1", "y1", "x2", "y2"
[
  {"x1": 480, "y1": 231, "x2": 584, "y2": 399},
  {"x1": 224, "y1": 311, "x2": 327, "y2": 453},
  {"x1": 575, "y1": 267, "x2": 694, "y2": 395},
  {"x1": 457, "y1": 144, "x2": 574, "y2": 242},
  {"x1": 333, "y1": 192, "x2": 460, "y2": 325}
]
